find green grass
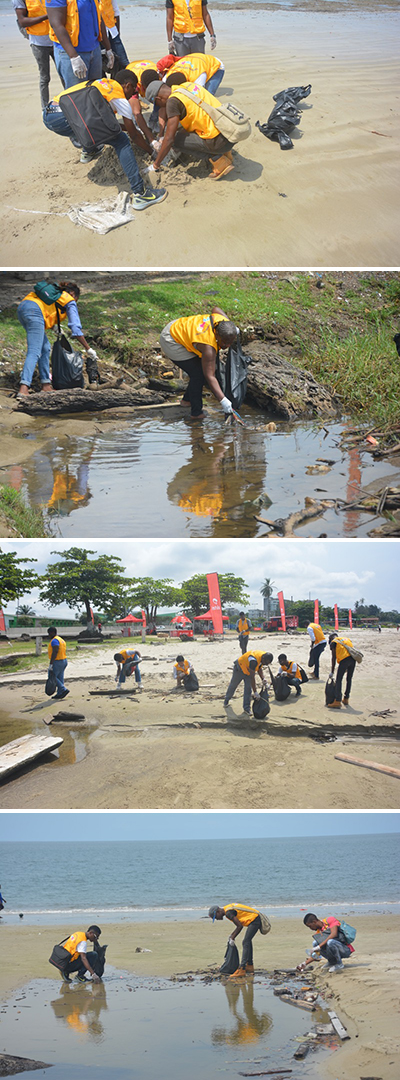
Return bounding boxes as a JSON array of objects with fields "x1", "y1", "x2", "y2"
[
  {"x1": 0, "y1": 485, "x2": 49, "y2": 538},
  {"x1": 299, "y1": 327, "x2": 400, "y2": 428}
]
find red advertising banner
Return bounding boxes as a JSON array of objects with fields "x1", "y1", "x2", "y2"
[
  {"x1": 277, "y1": 591, "x2": 286, "y2": 632},
  {"x1": 334, "y1": 604, "x2": 339, "y2": 631},
  {"x1": 314, "y1": 599, "x2": 319, "y2": 624},
  {"x1": 0, "y1": 608, "x2": 6, "y2": 634},
  {"x1": 206, "y1": 573, "x2": 224, "y2": 634},
  {"x1": 141, "y1": 609, "x2": 147, "y2": 628},
  {"x1": 89, "y1": 606, "x2": 94, "y2": 624},
  {"x1": 348, "y1": 609, "x2": 353, "y2": 630}
]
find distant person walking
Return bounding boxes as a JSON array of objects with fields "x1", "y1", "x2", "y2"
[
  {"x1": 49, "y1": 925, "x2": 103, "y2": 983},
  {"x1": 298, "y1": 912, "x2": 355, "y2": 974},
  {"x1": 47, "y1": 625, "x2": 69, "y2": 700},
  {"x1": 306, "y1": 621, "x2": 327, "y2": 680},
  {"x1": 208, "y1": 903, "x2": 270, "y2": 977},
  {"x1": 236, "y1": 613, "x2": 252, "y2": 654},
  {"x1": 328, "y1": 633, "x2": 357, "y2": 708}
]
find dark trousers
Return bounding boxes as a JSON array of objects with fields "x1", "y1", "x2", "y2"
[
  {"x1": 174, "y1": 356, "x2": 205, "y2": 416},
  {"x1": 239, "y1": 634, "x2": 249, "y2": 654},
  {"x1": 335, "y1": 656, "x2": 356, "y2": 702},
  {"x1": 173, "y1": 127, "x2": 233, "y2": 162},
  {"x1": 310, "y1": 640, "x2": 326, "y2": 677},
  {"x1": 286, "y1": 675, "x2": 301, "y2": 694},
  {"x1": 30, "y1": 44, "x2": 58, "y2": 110},
  {"x1": 241, "y1": 915, "x2": 261, "y2": 967},
  {"x1": 173, "y1": 32, "x2": 205, "y2": 57},
  {"x1": 65, "y1": 949, "x2": 103, "y2": 978}
]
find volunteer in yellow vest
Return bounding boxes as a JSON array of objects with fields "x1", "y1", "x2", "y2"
[
  {"x1": 208, "y1": 904, "x2": 265, "y2": 977},
  {"x1": 224, "y1": 650, "x2": 273, "y2": 717},
  {"x1": 43, "y1": 78, "x2": 167, "y2": 208},
  {"x1": 159, "y1": 308, "x2": 237, "y2": 419},
  {"x1": 13, "y1": 0, "x2": 63, "y2": 109},
  {"x1": 118, "y1": 65, "x2": 162, "y2": 144},
  {"x1": 45, "y1": 0, "x2": 112, "y2": 89},
  {"x1": 47, "y1": 625, "x2": 69, "y2": 699},
  {"x1": 166, "y1": 52, "x2": 224, "y2": 95},
  {"x1": 328, "y1": 633, "x2": 357, "y2": 708},
  {"x1": 17, "y1": 281, "x2": 96, "y2": 396},
  {"x1": 114, "y1": 648, "x2": 142, "y2": 689},
  {"x1": 306, "y1": 621, "x2": 327, "y2": 680},
  {"x1": 277, "y1": 654, "x2": 304, "y2": 696},
  {"x1": 236, "y1": 613, "x2": 252, "y2": 654},
  {"x1": 173, "y1": 654, "x2": 194, "y2": 687},
  {"x1": 99, "y1": 0, "x2": 129, "y2": 67},
  {"x1": 49, "y1": 925, "x2": 103, "y2": 983},
  {"x1": 166, "y1": 0, "x2": 216, "y2": 58},
  {"x1": 144, "y1": 78, "x2": 235, "y2": 179}
]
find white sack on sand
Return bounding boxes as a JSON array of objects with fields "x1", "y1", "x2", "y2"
[{"x1": 67, "y1": 191, "x2": 134, "y2": 233}]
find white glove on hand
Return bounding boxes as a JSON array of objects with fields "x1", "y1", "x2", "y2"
[
  {"x1": 254, "y1": 692, "x2": 260, "y2": 701},
  {"x1": 86, "y1": 348, "x2": 98, "y2": 360},
  {"x1": 167, "y1": 40, "x2": 176, "y2": 54},
  {"x1": 71, "y1": 54, "x2": 88, "y2": 80},
  {"x1": 210, "y1": 35, "x2": 217, "y2": 49},
  {"x1": 228, "y1": 937, "x2": 235, "y2": 946},
  {"x1": 106, "y1": 49, "x2": 114, "y2": 69},
  {"x1": 220, "y1": 396, "x2": 233, "y2": 414},
  {"x1": 48, "y1": 665, "x2": 53, "y2": 671}
]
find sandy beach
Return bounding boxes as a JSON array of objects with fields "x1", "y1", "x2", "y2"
[
  {"x1": 0, "y1": 914, "x2": 398, "y2": 1080},
  {"x1": 1, "y1": 627, "x2": 399, "y2": 809},
  {"x1": 0, "y1": 3, "x2": 398, "y2": 267}
]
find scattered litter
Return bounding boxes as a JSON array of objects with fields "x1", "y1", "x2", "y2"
[
  {"x1": 256, "y1": 84, "x2": 311, "y2": 150},
  {"x1": 67, "y1": 191, "x2": 134, "y2": 233}
]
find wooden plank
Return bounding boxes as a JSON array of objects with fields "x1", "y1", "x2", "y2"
[
  {"x1": 89, "y1": 690, "x2": 138, "y2": 696},
  {"x1": 335, "y1": 752, "x2": 400, "y2": 779},
  {"x1": 279, "y1": 995, "x2": 316, "y2": 1011},
  {"x1": 327, "y1": 1009, "x2": 350, "y2": 1040},
  {"x1": 0, "y1": 734, "x2": 63, "y2": 780}
]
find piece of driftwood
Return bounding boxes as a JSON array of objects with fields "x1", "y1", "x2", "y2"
[
  {"x1": 238, "y1": 1073, "x2": 292, "y2": 1078},
  {"x1": 279, "y1": 994, "x2": 316, "y2": 1011},
  {"x1": 0, "y1": 1054, "x2": 53, "y2": 1076},
  {"x1": 293, "y1": 1043, "x2": 310, "y2": 1059},
  {"x1": 0, "y1": 734, "x2": 63, "y2": 780},
  {"x1": 15, "y1": 387, "x2": 173, "y2": 415},
  {"x1": 327, "y1": 1010, "x2": 350, "y2": 1040},
  {"x1": 89, "y1": 689, "x2": 137, "y2": 696},
  {"x1": 255, "y1": 499, "x2": 334, "y2": 536},
  {"x1": 43, "y1": 711, "x2": 86, "y2": 725},
  {"x1": 334, "y1": 753, "x2": 400, "y2": 779}
]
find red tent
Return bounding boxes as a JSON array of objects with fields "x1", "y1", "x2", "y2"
[
  {"x1": 194, "y1": 610, "x2": 229, "y2": 621},
  {"x1": 116, "y1": 613, "x2": 144, "y2": 637},
  {"x1": 171, "y1": 613, "x2": 192, "y2": 624},
  {"x1": 170, "y1": 613, "x2": 193, "y2": 639}
]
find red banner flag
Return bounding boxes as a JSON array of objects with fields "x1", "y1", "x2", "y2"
[
  {"x1": 277, "y1": 591, "x2": 286, "y2": 632},
  {"x1": 334, "y1": 604, "x2": 339, "y2": 631},
  {"x1": 89, "y1": 606, "x2": 94, "y2": 624},
  {"x1": 314, "y1": 599, "x2": 319, "y2": 625},
  {"x1": 206, "y1": 573, "x2": 224, "y2": 634},
  {"x1": 0, "y1": 608, "x2": 6, "y2": 634},
  {"x1": 348, "y1": 609, "x2": 353, "y2": 630},
  {"x1": 141, "y1": 609, "x2": 147, "y2": 628}
]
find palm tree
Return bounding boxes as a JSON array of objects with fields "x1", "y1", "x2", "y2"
[
  {"x1": 260, "y1": 578, "x2": 275, "y2": 622},
  {"x1": 16, "y1": 604, "x2": 36, "y2": 617}
]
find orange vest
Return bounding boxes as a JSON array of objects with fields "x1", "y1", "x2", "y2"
[
  {"x1": 170, "y1": 81, "x2": 220, "y2": 139},
  {"x1": 99, "y1": 0, "x2": 116, "y2": 29},
  {"x1": 63, "y1": 931, "x2": 87, "y2": 961},
  {"x1": 120, "y1": 649, "x2": 139, "y2": 663},
  {"x1": 237, "y1": 618, "x2": 250, "y2": 634},
  {"x1": 170, "y1": 312, "x2": 227, "y2": 357},
  {"x1": 48, "y1": 635, "x2": 67, "y2": 661},
  {"x1": 174, "y1": 659, "x2": 190, "y2": 675},
  {"x1": 237, "y1": 650, "x2": 265, "y2": 676},
  {"x1": 127, "y1": 60, "x2": 157, "y2": 96},
  {"x1": 55, "y1": 77, "x2": 124, "y2": 106},
  {"x1": 49, "y1": 0, "x2": 101, "y2": 48},
  {"x1": 23, "y1": 291, "x2": 74, "y2": 330},
  {"x1": 25, "y1": 0, "x2": 50, "y2": 37},
  {"x1": 171, "y1": 0, "x2": 205, "y2": 35},
  {"x1": 308, "y1": 623, "x2": 325, "y2": 645},
  {"x1": 224, "y1": 904, "x2": 259, "y2": 926},
  {"x1": 169, "y1": 53, "x2": 220, "y2": 83},
  {"x1": 334, "y1": 637, "x2": 353, "y2": 662},
  {"x1": 280, "y1": 659, "x2": 301, "y2": 680}
]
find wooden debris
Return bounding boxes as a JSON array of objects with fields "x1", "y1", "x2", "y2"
[
  {"x1": 238, "y1": 1072, "x2": 292, "y2": 1078},
  {"x1": 255, "y1": 498, "x2": 334, "y2": 536},
  {"x1": 43, "y1": 711, "x2": 86, "y2": 726},
  {"x1": 89, "y1": 689, "x2": 137, "y2": 696},
  {"x1": 278, "y1": 994, "x2": 316, "y2": 1011},
  {"x1": 0, "y1": 1053, "x2": 53, "y2": 1076},
  {"x1": 293, "y1": 1043, "x2": 310, "y2": 1059},
  {"x1": 0, "y1": 734, "x2": 63, "y2": 780},
  {"x1": 334, "y1": 753, "x2": 400, "y2": 779},
  {"x1": 327, "y1": 1009, "x2": 350, "y2": 1040},
  {"x1": 15, "y1": 388, "x2": 178, "y2": 415}
]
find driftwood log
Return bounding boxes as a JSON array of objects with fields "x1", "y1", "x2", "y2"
[
  {"x1": 255, "y1": 498, "x2": 334, "y2": 536},
  {"x1": 15, "y1": 387, "x2": 172, "y2": 415},
  {"x1": 335, "y1": 753, "x2": 400, "y2": 779},
  {"x1": 0, "y1": 1055, "x2": 53, "y2": 1076}
]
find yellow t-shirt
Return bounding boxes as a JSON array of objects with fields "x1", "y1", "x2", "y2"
[
  {"x1": 170, "y1": 313, "x2": 227, "y2": 358},
  {"x1": 223, "y1": 903, "x2": 260, "y2": 926}
]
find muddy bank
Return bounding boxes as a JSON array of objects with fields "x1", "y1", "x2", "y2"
[{"x1": 245, "y1": 340, "x2": 338, "y2": 418}]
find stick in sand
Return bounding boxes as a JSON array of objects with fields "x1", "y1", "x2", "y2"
[{"x1": 335, "y1": 753, "x2": 400, "y2": 779}]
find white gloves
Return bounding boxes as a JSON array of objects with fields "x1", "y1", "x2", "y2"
[
  {"x1": 106, "y1": 49, "x2": 114, "y2": 69},
  {"x1": 210, "y1": 35, "x2": 217, "y2": 50},
  {"x1": 254, "y1": 692, "x2": 260, "y2": 701},
  {"x1": 167, "y1": 40, "x2": 176, "y2": 54},
  {"x1": 220, "y1": 396, "x2": 233, "y2": 414},
  {"x1": 228, "y1": 937, "x2": 235, "y2": 946},
  {"x1": 71, "y1": 54, "x2": 88, "y2": 80},
  {"x1": 86, "y1": 348, "x2": 98, "y2": 360},
  {"x1": 48, "y1": 665, "x2": 53, "y2": 671}
]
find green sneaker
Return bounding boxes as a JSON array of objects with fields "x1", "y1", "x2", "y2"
[
  {"x1": 80, "y1": 147, "x2": 103, "y2": 164},
  {"x1": 132, "y1": 187, "x2": 167, "y2": 211}
]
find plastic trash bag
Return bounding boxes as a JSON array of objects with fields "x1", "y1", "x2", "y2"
[
  {"x1": 269, "y1": 669, "x2": 291, "y2": 701},
  {"x1": 45, "y1": 670, "x2": 57, "y2": 697},
  {"x1": 216, "y1": 333, "x2": 253, "y2": 410},
  {"x1": 183, "y1": 670, "x2": 199, "y2": 692},
  {"x1": 220, "y1": 939, "x2": 240, "y2": 975},
  {"x1": 51, "y1": 333, "x2": 84, "y2": 390},
  {"x1": 256, "y1": 84, "x2": 312, "y2": 150},
  {"x1": 252, "y1": 687, "x2": 270, "y2": 719},
  {"x1": 325, "y1": 676, "x2": 336, "y2": 705}
]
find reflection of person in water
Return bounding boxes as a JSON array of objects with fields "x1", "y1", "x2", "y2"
[
  {"x1": 212, "y1": 980, "x2": 272, "y2": 1046},
  {"x1": 47, "y1": 457, "x2": 92, "y2": 516},
  {"x1": 50, "y1": 981, "x2": 108, "y2": 1042}
]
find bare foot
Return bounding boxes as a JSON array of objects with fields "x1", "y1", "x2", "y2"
[{"x1": 41, "y1": 383, "x2": 54, "y2": 392}]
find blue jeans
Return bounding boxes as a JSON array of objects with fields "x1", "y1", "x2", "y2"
[
  {"x1": 224, "y1": 660, "x2": 252, "y2": 713},
  {"x1": 119, "y1": 661, "x2": 141, "y2": 685},
  {"x1": 17, "y1": 300, "x2": 50, "y2": 387},
  {"x1": 54, "y1": 44, "x2": 102, "y2": 88},
  {"x1": 205, "y1": 70, "x2": 224, "y2": 95},
  {"x1": 51, "y1": 659, "x2": 68, "y2": 695},
  {"x1": 43, "y1": 107, "x2": 145, "y2": 194},
  {"x1": 111, "y1": 33, "x2": 129, "y2": 67},
  {"x1": 320, "y1": 939, "x2": 351, "y2": 966}
]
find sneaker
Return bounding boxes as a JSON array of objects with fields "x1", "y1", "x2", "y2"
[
  {"x1": 329, "y1": 963, "x2": 344, "y2": 972},
  {"x1": 75, "y1": 974, "x2": 87, "y2": 983},
  {"x1": 132, "y1": 187, "x2": 167, "y2": 211},
  {"x1": 80, "y1": 147, "x2": 103, "y2": 164},
  {"x1": 60, "y1": 971, "x2": 71, "y2": 983}
]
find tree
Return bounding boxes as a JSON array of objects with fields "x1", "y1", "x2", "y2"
[
  {"x1": 122, "y1": 578, "x2": 183, "y2": 623},
  {"x1": 260, "y1": 577, "x2": 275, "y2": 622},
  {"x1": 180, "y1": 573, "x2": 249, "y2": 617},
  {"x1": 16, "y1": 602, "x2": 36, "y2": 627},
  {"x1": 0, "y1": 549, "x2": 39, "y2": 608},
  {"x1": 39, "y1": 547, "x2": 130, "y2": 627}
]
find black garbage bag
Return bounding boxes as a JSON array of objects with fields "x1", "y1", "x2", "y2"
[
  {"x1": 51, "y1": 333, "x2": 84, "y2": 390},
  {"x1": 252, "y1": 687, "x2": 270, "y2": 719},
  {"x1": 88, "y1": 942, "x2": 108, "y2": 977},
  {"x1": 393, "y1": 333, "x2": 400, "y2": 357},
  {"x1": 299, "y1": 666, "x2": 309, "y2": 683},
  {"x1": 325, "y1": 677, "x2": 336, "y2": 705},
  {"x1": 256, "y1": 84, "x2": 312, "y2": 150},
  {"x1": 220, "y1": 939, "x2": 240, "y2": 975},
  {"x1": 45, "y1": 670, "x2": 57, "y2": 697},
  {"x1": 216, "y1": 333, "x2": 253, "y2": 410},
  {"x1": 183, "y1": 670, "x2": 199, "y2": 692},
  {"x1": 269, "y1": 669, "x2": 291, "y2": 701}
]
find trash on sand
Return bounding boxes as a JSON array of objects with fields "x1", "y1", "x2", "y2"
[
  {"x1": 256, "y1": 85, "x2": 312, "y2": 150},
  {"x1": 67, "y1": 191, "x2": 134, "y2": 233}
]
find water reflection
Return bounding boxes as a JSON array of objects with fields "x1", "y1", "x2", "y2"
[
  {"x1": 212, "y1": 980, "x2": 273, "y2": 1046},
  {"x1": 50, "y1": 983, "x2": 108, "y2": 1043}
]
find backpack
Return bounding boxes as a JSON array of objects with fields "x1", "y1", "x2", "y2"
[
  {"x1": 252, "y1": 687, "x2": 270, "y2": 720},
  {"x1": 325, "y1": 677, "x2": 336, "y2": 705},
  {"x1": 58, "y1": 82, "x2": 121, "y2": 151},
  {"x1": 176, "y1": 85, "x2": 251, "y2": 144},
  {"x1": 338, "y1": 920, "x2": 356, "y2": 945},
  {"x1": 183, "y1": 670, "x2": 199, "y2": 692},
  {"x1": 269, "y1": 668, "x2": 291, "y2": 702},
  {"x1": 216, "y1": 333, "x2": 253, "y2": 411},
  {"x1": 335, "y1": 639, "x2": 363, "y2": 664},
  {"x1": 259, "y1": 913, "x2": 271, "y2": 935},
  {"x1": 34, "y1": 280, "x2": 63, "y2": 305}
]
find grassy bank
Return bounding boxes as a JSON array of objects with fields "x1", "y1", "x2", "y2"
[{"x1": 0, "y1": 485, "x2": 48, "y2": 538}]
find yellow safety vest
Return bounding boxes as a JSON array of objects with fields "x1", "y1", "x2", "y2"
[
  {"x1": 23, "y1": 291, "x2": 74, "y2": 330},
  {"x1": 280, "y1": 660, "x2": 301, "y2": 680},
  {"x1": 169, "y1": 53, "x2": 220, "y2": 83},
  {"x1": 224, "y1": 904, "x2": 259, "y2": 926},
  {"x1": 119, "y1": 650, "x2": 138, "y2": 663},
  {"x1": 308, "y1": 623, "x2": 325, "y2": 645},
  {"x1": 48, "y1": 635, "x2": 67, "y2": 661},
  {"x1": 174, "y1": 659, "x2": 190, "y2": 675},
  {"x1": 170, "y1": 81, "x2": 220, "y2": 139},
  {"x1": 170, "y1": 312, "x2": 227, "y2": 357},
  {"x1": 237, "y1": 650, "x2": 265, "y2": 676},
  {"x1": 49, "y1": 0, "x2": 101, "y2": 48},
  {"x1": 127, "y1": 60, "x2": 157, "y2": 95},
  {"x1": 25, "y1": 0, "x2": 50, "y2": 37},
  {"x1": 334, "y1": 637, "x2": 353, "y2": 662},
  {"x1": 237, "y1": 619, "x2": 249, "y2": 634},
  {"x1": 55, "y1": 77, "x2": 124, "y2": 106},
  {"x1": 63, "y1": 931, "x2": 87, "y2": 961},
  {"x1": 99, "y1": 0, "x2": 116, "y2": 29},
  {"x1": 171, "y1": 0, "x2": 205, "y2": 35}
]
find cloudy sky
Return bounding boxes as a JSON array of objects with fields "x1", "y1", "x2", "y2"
[{"x1": 1, "y1": 539, "x2": 398, "y2": 616}]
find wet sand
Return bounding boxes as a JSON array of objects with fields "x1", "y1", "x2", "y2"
[
  {"x1": 1, "y1": 628, "x2": 399, "y2": 809},
  {"x1": 0, "y1": 6, "x2": 398, "y2": 266},
  {"x1": 0, "y1": 915, "x2": 398, "y2": 1080}
]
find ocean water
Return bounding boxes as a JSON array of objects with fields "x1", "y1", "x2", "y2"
[{"x1": 0, "y1": 834, "x2": 398, "y2": 925}]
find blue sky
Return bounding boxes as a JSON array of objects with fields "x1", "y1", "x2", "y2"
[
  {"x1": 1, "y1": 539, "x2": 399, "y2": 616},
  {"x1": 1, "y1": 812, "x2": 399, "y2": 842}
]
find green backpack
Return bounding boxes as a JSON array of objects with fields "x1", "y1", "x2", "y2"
[{"x1": 34, "y1": 280, "x2": 63, "y2": 305}]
